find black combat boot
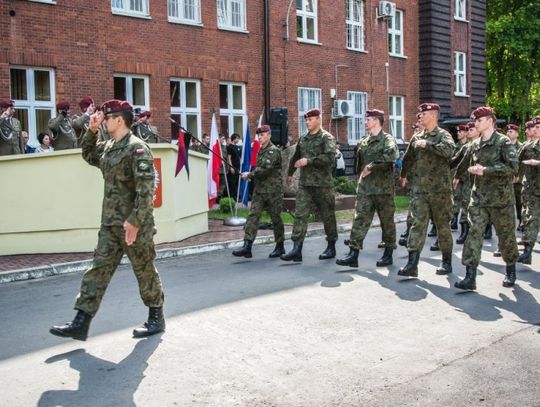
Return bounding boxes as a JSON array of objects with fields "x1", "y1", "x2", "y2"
[
  {"x1": 377, "y1": 241, "x2": 385, "y2": 248},
  {"x1": 319, "y1": 240, "x2": 336, "y2": 260},
  {"x1": 456, "y1": 223, "x2": 469, "y2": 244},
  {"x1": 502, "y1": 264, "x2": 517, "y2": 287},
  {"x1": 484, "y1": 223, "x2": 493, "y2": 240},
  {"x1": 133, "y1": 307, "x2": 165, "y2": 338},
  {"x1": 399, "y1": 224, "x2": 411, "y2": 246},
  {"x1": 336, "y1": 249, "x2": 359, "y2": 268},
  {"x1": 436, "y1": 252, "x2": 453, "y2": 275},
  {"x1": 280, "y1": 240, "x2": 303, "y2": 262},
  {"x1": 450, "y1": 214, "x2": 458, "y2": 230},
  {"x1": 493, "y1": 247, "x2": 502, "y2": 257},
  {"x1": 50, "y1": 310, "x2": 92, "y2": 341},
  {"x1": 268, "y1": 241, "x2": 285, "y2": 258},
  {"x1": 428, "y1": 223, "x2": 437, "y2": 237},
  {"x1": 376, "y1": 248, "x2": 393, "y2": 267},
  {"x1": 517, "y1": 243, "x2": 533, "y2": 265},
  {"x1": 430, "y1": 239, "x2": 440, "y2": 251},
  {"x1": 398, "y1": 251, "x2": 420, "y2": 277},
  {"x1": 232, "y1": 239, "x2": 253, "y2": 258},
  {"x1": 454, "y1": 266, "x2": 477, "y2": 290}
]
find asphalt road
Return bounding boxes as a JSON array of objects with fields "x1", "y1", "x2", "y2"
[{"x1": 1, "y1": 225, "x2": 539, "y2": 406}]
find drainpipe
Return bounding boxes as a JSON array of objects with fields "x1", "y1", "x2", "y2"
[{"x1": 263, "y1": 0, "x2": 271, "y2": 121}]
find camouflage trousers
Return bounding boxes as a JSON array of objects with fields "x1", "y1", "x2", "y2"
[
  {"x1": 514, "y1": 183, "x2": 523, "y2": 225},
  {"x1": 452, "y1": 181, "x2": 463, "y2": 216},
  {"x1": 462, "y1": 205, "x2": 518, "y2": 267},
  {"x1": 75, "y1": 224, "x2": 164, "y2": 316},
  {"x1": 457, "y1": 179, "x2": 471, "y2": 224},
  {"x1": 520, "y1": 192, "x2": 540, "y2": 244},
  {"x1": 521, "y1": 186, "x2": 532, "y2": 223},
  {"x1": 291, "y1": 186, "x2": 337, "y2": 242},
  {"x1": 348, "y1": 193, "x2": 395, "y2": 250},
  {"x1": 244, "y1": 192, "x2": 285, "y2": 243},
  {"x1": 408, "y1": 192, "x2": 453, "y2": 253}
]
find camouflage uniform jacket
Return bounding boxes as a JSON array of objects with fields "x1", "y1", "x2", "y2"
[
  {"x1": 133, "y1": 122, "x2": 160, "y2": 143},
  {"x1": 456, "y1": 131, "x2": 518, "y2": 208},
  {"x1": 401, "y1": 126, "x2": 455, "y2": 195},
  {"x1": 451, "y1": 141, "x2": 472, "y2": 181},
  {"x1": 288, "y1": 128, "x2": 336, "y2": 187},
  {"x1": 82, "y1": 130, "x2": 156, "y2": 228},
  {"x1": 48, "y1": 115, "x2": 77, "y2": 150},
  {"x1": 518, "y1": 140, "x2": 540, "y2": 196},
  {"x1": 73, "y1": 114, "x2": 109, "y2": 145},
  {"x1": 356, "y1": 130, "x2": 398, "y2": 195},
  {"x1": 0, "y1": 116, "x2": 23, "y2": 155},
  {"x1": 249, "y1": 142, "x2": 282, "y2": 194}
]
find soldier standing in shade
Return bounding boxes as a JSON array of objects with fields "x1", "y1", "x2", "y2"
[
  {"x1": 72, "y1": 96, "x2": 98, "y2": 146},
  {"x1": 336, "y1": 109, "x2": 398, "y2": 268},
  {"x1": 398, "y1": 103, "x2": 455, "y2": 277},
  {"x1": 454, "y1": 107, "x2": 519, "y2": 290},
  {"x1": 48, "y1": 101, "x2": 78, "y2": 150},
  {"x1": 0, "y1": 99, "x2": 24, "y2": 155},
  {"x1": 132, "y1": 111, "x2": 160, "y2": 143},
  {"x1": 50, "y1": 100, "x2": 165, "y2": 341},
  {"x1": 516, "y1": 117, "x2": 540, "y2": 265},
  {"x1": 281, "y1": 108, "x2": 337, "y2": 262},
  {"x1": 232, "y1": 124, "x2": 285, "y2": 258}
]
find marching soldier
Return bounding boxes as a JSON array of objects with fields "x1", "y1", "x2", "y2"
[
  {"x1": 50, "y1": 100, "x2": 165, "y2": 341},
  {"x1": 0, "y1": 99, "x2": 24, "y2": 155},
  {"x1": 232, "y1": 124, "x2": 285, "y2": 258},
  {"x1": 48, "y1": 101, "x2": 78, "y2": 150},
  {"x1": 336, "y1": 109, "x2": 398, "y2": 268},
  {"x1": 451, "y1": 124, "x2": 469, "y2": 230},
  {"x1": 281, "y1": 108, "x2": 338, "y2": 262},
  {"x1": 399, "y1": 103, "x2": 455, "y2": 277},
  {"x1": 454, "y1": 107, "x2": 519, "y2": 290},
  {"x1": 507, "y1": 124, "x2": 524, "y2": 231},
  {"x1": 132, "y1": 111, "x2": 160, "y2": 143}
]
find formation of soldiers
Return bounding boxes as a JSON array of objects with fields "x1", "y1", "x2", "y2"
[
  {"x1": 0, "y1": 97, "x2": 161, "y2": 156},
  {"x1": 232, "y1": 105, "x2": 540, "y2": 293}
]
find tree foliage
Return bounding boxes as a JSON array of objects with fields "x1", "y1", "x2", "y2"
[{"x1": 486, "y1": 0, "x2": 540, "y2": 123}]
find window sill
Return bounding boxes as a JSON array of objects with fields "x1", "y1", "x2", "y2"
[
  {"x1": 168, "y1": 19, "x2": 203, "y2": 27},
  {"x1": 297, "y1": 39, "x2": 322, "y2": 46},
  {"x1": 454, "y1": 93, "x2": 470, "y2": 98},
  {"x1": 454, "y1": 17, "x2": 469, "y2": 23},
  {"x1": 112, "y1": 10, "x2": 152, "y2": 20},
  {"x1": 28, "y1": 0, "x2": 56, "y2": 4},
  {"x1": 347, "y1": 47, "x2": 368, "y2": 54},
  {"x1": 218, "y1": 26, "x2": 249, "y2": 34},
  {"x1": 389, "y1": 53, "x2": 408, "y2": 59}
]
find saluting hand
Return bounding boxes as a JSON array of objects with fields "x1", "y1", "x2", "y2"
[
  {"x1": 89, "y1": 111, "x2": 104, "y2": 134},
  {"x1": 123, "y1": 221, "x2": 139, "y2": 246}
]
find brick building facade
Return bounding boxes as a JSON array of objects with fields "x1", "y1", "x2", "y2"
[{"x1": 1, "y1": 0, "x2": 485, "y2": 152}]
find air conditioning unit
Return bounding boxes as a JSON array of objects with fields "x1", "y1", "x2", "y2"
[
  {"x1": 332, "y1": 99, "x2": 355, "y2": 119},
  {"x1": 378, "y1": 1, "x2": 396, "y2": 18}
]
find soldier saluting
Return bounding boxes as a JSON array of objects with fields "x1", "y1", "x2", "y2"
[
  {"x1": 0, "y1": 99, "x2": 24, "y2": 156},
  {"x1": 48, "y1": 101, "x2": 78, "y2": 150}
]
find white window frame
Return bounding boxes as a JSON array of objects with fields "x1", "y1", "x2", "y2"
[
  {"x1": 297, "y1": 87, "x2": 321, "y2": 136},
  {"x1": 388, "y1": 9, "x2": 405, "y2": 57},
  {"x1": 454, "y1": 52, "x2": 468, "y2": 96},
  {"x1": 168, "y1": 0, "x2": 202, "y2": 25},
  {"x1": 454, "y1": 0, "x2": 467, "y2": 21},
  {"x1": 170, "y1": 78, "x2": 202, "y2": 140},
  {"x1": 111, "y1": 0, "x2": 150, "y2": 18},
  {"x1": 28, "y1": 0, "x2": 56, "y2": 4},
  {"x1": 217, "y1": 0, "x2": 247, "y2": 32},
  {"x1": 113, "y1": 74, "x2": 150, "y2": 112},
  {"x1": 9, "y1": 66, "x2": 56, "y2": 147},
  {"x1": 346, "y1": 0, "x2": 365, "y2": 52},
  {"x1": 389, "y1": 95, "x2": 404, "y2": 142},
  {"x1": 347, "y1": 91, "x2": 368, "y2": 144},
  {"x1": 219, "y1": 82, "x2": 247, "y2": 138},
  {"x1": 296, "y1": 0, "x2": 318, "y2": 43}
]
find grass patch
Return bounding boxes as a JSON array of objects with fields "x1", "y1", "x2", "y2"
[{"x1": 394, "y1": 195, "x2": 410, "y2": 212}]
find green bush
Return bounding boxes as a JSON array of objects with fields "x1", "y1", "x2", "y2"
[
  {"x1": 334, "y1": 176, "x2": 357, "y2": 195},
  {"x1": 219, "y1": 197, "x2": 236, "y2": 213}
]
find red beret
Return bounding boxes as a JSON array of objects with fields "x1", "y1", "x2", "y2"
[
  {"x1": 366, "y1": 109, "x2": 385, "y2": 117},
  {"x1": 534, "y1": 116, "x2": 540, "y2": 125},
  {"x1": 470, "y1": 106, "x2": 495, "y2": 120},
  {"x1": 79, "y1": 96, "x2": 94, "y2": 111},
  {"x1": 416, "y1": 112, "x2": 421, "y2": 119},
  {"x1": 256, "y1": 124, "x2": 271, "y2": 134},
  {"x1": 56, "y1": 101, "x2": 70, "y2": 111},
  {"x1": 506, "y1": 124, "x2": 519, "y2": 132},
  {"x1": 139, "y1": 111, "x2": 152, "y2": 119},
  {"x1": 418, "y1": 103, "x2": 440, "y2": 112},
  {"x1": 467, "y1": 122, "x2": 476, "y2": 130},
  {"x1": 304, "y1": 108, "x2": 320, "y2": 118},
  {"x1": 100, "y1": 99, "x2": 133, "y2": 114},
  {"x1": 525, "y1": 121, "x2": 534, "y2": 129},
  {"x1": 457, "y1": 124, "x2": 468, "y2": 132},
  {"x1": 0, "y1": 99, "x2": 14, "y2": 108}
]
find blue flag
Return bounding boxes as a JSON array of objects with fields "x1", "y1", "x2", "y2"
[{"x1": 238, "y1": 125, "x2": 252, "y2": 206}]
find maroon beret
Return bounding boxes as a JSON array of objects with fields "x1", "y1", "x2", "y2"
[
  {"x1": 256, "y1": 124, "x2": 271, "y2": 134},
  {"x1": 418, "y1": 103, "x2": 440, "y2": 112},
  {"x1": 79, "y1": 96, "x2": 94, "y2": 111},
  {"x1": 366, "y1": 109, "x2": 385, "y2": 117},
  {"x1": 139, "y1": 111, "x2": 152, "y2": 119},
  {"x1": 0, "y1": 99, "x2": 14, "y2": 108},
  {"x1": 525, "y1": 121, "x2": 534, "y2": 129},
  {"x1": 506, "y1": 124, "x2": 519, "y2": 132},
  {"x1": 100, "y1": 99, "x2": 133, "y2": 114},
  {"x1": 416, "y1": 112, "x2": 421, "y2": 119},
  {"x1": 467, "y1": 122, "x2": 476, "y2": 130},
  {"x1": 470, "y1": 106, "x2": 495, "y2": 120},
  {"x1": 304, "y1": 108, "x2": 320, "y2": 118},
  {"x1": 56, "y1": 101, "x2": 70, "y2": 111},
  {"x1": 534, "y1": 116, "x2": 540, "y2": 125},
  {"x1": 457, "y1": 124, "x2": 468, "y2": 132}
]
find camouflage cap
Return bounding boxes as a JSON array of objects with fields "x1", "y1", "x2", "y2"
[
  {"x1": 100, "y1": 99, "x2": 133, "y2": 114},
  {"x1": 506, "y1": 124, "x2": 519, "y2": 132},
  {"x1": 256, "y1": 124, "x2": 271, "y2": 134},
  {"x1": 56, "y1": 101, "x2": 70, "y2": 111},
  {"x1": 470, "y1": 106, "x2": 495, "y2": 120},
  {"x1": 0, "y1": 99, "x2": 14, "y2": 108},
  {"x1": 79, "y1": 96, "x2": 94, "y2": 110},
  {"x1": 304, "y1": 108, "x2": 320, "y2": 118},
  {"x1": 418, "y1": 103, "x2": 440, "y2": 112}
]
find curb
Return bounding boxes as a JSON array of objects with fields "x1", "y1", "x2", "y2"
[{"x1": 0, "y1": 215, "x2": 407, "y2": 284}]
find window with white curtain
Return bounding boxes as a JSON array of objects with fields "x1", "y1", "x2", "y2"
[
  {"x1": 389, "y1": 95, "x2": 404, "y2": 141},
  {"x1": 219, "y1": 82, "x2": 247, "y2": 137},
  {"x1": 296, "y1": 0, "x2": 318, "y2": 43},
  {"x1": 347, "y1": 91, "x2": 368, "y2": 144},
  {"x1": 168, "y1": 0, "x2": 201, "y2": 24},
  {"x1": 388, "y1": 9, "x2": 404, "y2": 57},
  {"x1": 217, "y1": 0, "x2": 246, "y2": 31},
  {"x1": 346, "y1": 0, "x2": 365, "y2": 51},
  {"x1": 454, "y1": 52, "x2": 467, "y2": 96},
  {"x1": 113, "y1": 74, "x2": 150, "y2": 112},
  {"x1": 298, "y1": 87, "x2": 321, "y2": 136},
  {"x1": 111, "y1": 0, "x2": 149, "y2": 17},
  {"x1": 170, "y1": 79, "x2": 201, "y2": 140},
  {"x1": 454, "y1": 0, "x2": 467, "y2": 21}
]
